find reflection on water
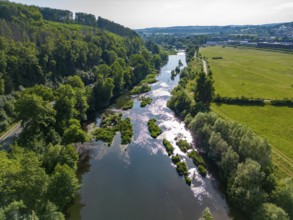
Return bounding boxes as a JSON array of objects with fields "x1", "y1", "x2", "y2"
[{"x1": 67, "y1": 53, "x2": 232, "y2": 220}]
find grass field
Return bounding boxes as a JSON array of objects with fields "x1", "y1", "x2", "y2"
[
  {"x1": 211, "y1": 103, "x2": 293, "y2": 177},
  {"x1": 200, "y1": 46, "x2": 293, "y2": 99}
]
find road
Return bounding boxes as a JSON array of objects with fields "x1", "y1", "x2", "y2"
[
  {"x1": 194, "y1": 51, "x2": 208, "y2": 75},
  {"x1": 202, "y1": 59, "x2": 208, "y2": 75},
  {"x1": 0, "y1": 123, "x2": 22, "y2": 149}
]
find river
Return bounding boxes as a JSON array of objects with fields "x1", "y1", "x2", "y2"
[{"x1": 67, "y1": 52, "x2": 233, "y2": 220}]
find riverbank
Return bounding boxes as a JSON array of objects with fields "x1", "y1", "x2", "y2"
[{"x1": 67, "y1": 52, "x2": 232, "y2": 220}]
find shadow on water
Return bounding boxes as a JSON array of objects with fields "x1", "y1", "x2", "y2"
[{"x1": 67, "y1": 52, "x2": 238, "y2": 220}]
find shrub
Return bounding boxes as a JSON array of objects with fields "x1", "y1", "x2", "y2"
[
  {"x1": 122, "y1": 100, "x2": 133, "y2": 110},
  {"x1": 163, "y1": 139, "x2": 174, "y2": 156},
  {"x1": 139, "y1": 96, "x2": 152, "y2": 107},
  {"x1": 213, "y1": 95, "x2": 264, "y2": 106},
  {"x1": 198, "y1": 165, "x2": 207, "y2": 177},
  {"x1": 188, "y1": 150, "x2": 205, "y2": 167},
  {"x1": 130, "y1": 83, "x2": 151, "y2": 95},
  {"x1": 171, "y1": 154, "x2": 180, "y2": 164},
  {"x1": 176, "y1": 161, "x2": 188, "y2": 176},
  {"x1": 185, "y1": 176, "x2": 192, "y2": 186},
  {"x1": 94, "y1": 113, "x2": 133, "y2": 145},
  {"x1": 147, "y1": 118, "x2": 162, "y2": 138},
  {"x1": 176, "y1": 139, "x2": 192, "y2": 152},
  {"x1": 120, "y1": 117, "x2": 133, "y2": 144},
  {"x1": 271, "y1": 99, "x2": 293, "y2": 107},
  {"x1": 141, "y1": 74, "x2": 157, "y2": 84},
  {"x1": 93, "y1": 127, "x2": 115, "y2": 145}
]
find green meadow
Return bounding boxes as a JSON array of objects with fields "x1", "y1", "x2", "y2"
[
  {"x1": 197, "y1": 46, "x2": 293, "y2": 177},
  {"x1": 200, "y1": 46, "x2": 293, "y2": 99}
]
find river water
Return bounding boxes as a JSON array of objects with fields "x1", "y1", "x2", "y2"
[{"x1": 67, "y1": 52, "x2": 232, "y2": 220}]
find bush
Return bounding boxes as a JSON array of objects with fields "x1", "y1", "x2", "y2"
[
  {"x1": 122, "y1": 100, "x2": 133, "y2": 110},
  {"x1": 188, "y1": 150, "x2": 205, "y2": 167},
  {"x1": 119, "y1": 117, "x2": 133, "y2": 144},
  {"x1": 198, "y1": 165, "x2": 207, "y2": 177},
  {"x1": 100, "y1": 113, "x2": 122, "y2": 132},
  {"x1": 176, "y1": 161, "x2": 188, "y2": 176},
  {"x1": 176, "y1": 139, "x2": 192, "y2": 152},
  {"x1": 185, "y1": 176, "x2": 192, "y2": 186},
  {"x1": 271, "y1": 99, "x2": 293, "y2": 107},
  {"x1": 171, "y1": 154, "x2": 180, "y2": 164},
  {"x1": 130, "y1": 83, "x2": 151, "y2": 95},
  {"x1": 213, "y1": 95, "x2": 264, "y2": 106},
  {"x1": 139, "y1": 96, "x2": 152, "y2": 107},
  {"x1": 141, "y1": 74, "x2": 157, "y2": 84},
  {"x1": 94, "y1": 113, "x2": 133, "y2": 145},
  {"x1": 163, "y1": 139, "x2": 174, "y2": 156},
  {"x1": 147, "y1": 118, "x2": 162, "y2": 138},
  {"x1": 93, "y1": 127, "x2": 115, "y2": 145}
]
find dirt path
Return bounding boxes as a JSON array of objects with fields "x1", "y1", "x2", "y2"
[
  {"x1": 202, "y1": 59, "x2": 208, "y2": 75},
  {"x1": 0, "y1": 123, "x2": 22, "y2": 142}
]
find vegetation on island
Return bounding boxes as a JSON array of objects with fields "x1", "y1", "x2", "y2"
[
  {"x1": 139, "y1": 96, "x2": 153, "y2": 107},
  {"x1": 93, "y1": 127, "x2": 116, "y2": 144},
  {"x1": 187, "y1": 150, "x2": 205, "y2": 167},
  {"x1": 176, "y1": 161, "x2": 188, "y2": 176},
  {"x1": 147, "y1": 118, "x2": 162, "y2": 138},
  {"x1": 119, "y1": 117, "x2": 133, "y2": 144},
  {"x1": 176, "y1": 161, "x2": 191, "y2": 185},
  {"x1": 171, "y1": 70, "x2": 177, "y2": 80},
  {"x1": 130, "y1": 83, "x2": 151, "y2": 95},
  {"x1": 199, "y1": 208, "x2": 214, "y2": 220},
  {"x1": 162, "y1": 139, "x2": 174, "y2": 156},
  {"x1": 122, "y1": 100, "x2": 134, "y2": 110},
  {"x1": 141, "y1": 73, "x2": 157, "y2": 84},
  {"x1": 176, "y1": 139, "x2": 192, "y2": 153},
  {"x1": 93, "y1": 113, "x2": 133, "y2": 145},
  {"x1": 171, "y1": 154, "x2": 181, "y2": 164}
]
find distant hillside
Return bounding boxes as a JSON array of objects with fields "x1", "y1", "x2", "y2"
[
  {"x1": 38, "y1": 7, "x2": 138, "y2": 38},
  {"x1": 136, "y1": 22, "x2": 293, "y2": 39},
  {"x1": 97, "y1": 16, "x2": 139, "y2": 38}
]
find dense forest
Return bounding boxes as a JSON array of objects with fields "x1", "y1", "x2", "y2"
[{"x1": 0, "y1": 1, "x2": 168, "y2": 219}]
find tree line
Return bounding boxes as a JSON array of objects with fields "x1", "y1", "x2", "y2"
[
  {"x1": 38, "y1": 6, "x2": 139, "y2": 38},
  {"x1": 189, "y1": 112, "x2": 291, "y2": 219}
]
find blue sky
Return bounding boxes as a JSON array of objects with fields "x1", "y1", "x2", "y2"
[{"x1": 13, "y1": 0, "x2": 293, "y2": 29}]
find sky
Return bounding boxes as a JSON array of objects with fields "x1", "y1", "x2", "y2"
[{"x1": 13, "y1": 0, "x2": 293, "y2": 29}]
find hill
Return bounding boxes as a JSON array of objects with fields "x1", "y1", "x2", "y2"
[
  {"x1": 136, "y1": 22, "x2": 293, "y2": 39},
  {"x1": 0, "y1": 1, "x2": 142, "y2": 93}
]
